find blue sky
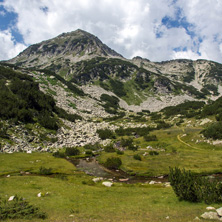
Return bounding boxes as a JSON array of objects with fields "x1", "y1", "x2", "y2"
[{"x1": 0, "y1": 0, "x2": 222, "y2": 63}]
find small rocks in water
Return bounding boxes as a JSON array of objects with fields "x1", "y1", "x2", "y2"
[
  {"x1": 92, "y1": 177, "x2": 103, "y2": 182},
  {"x1": 8, "y1": 196, "x2": 15, "y2": 201},
  {"x1": 207, "y1": 206, "x2": 216, "y2": 211},
  {"x1": 216, "y1": 207, "x2": 222, "y2": 217},
  {"x1": 102, "y1": 182, "x2": 113, "y2": 187},
  {"x1": 201, "y1": 212, "x2": 220, "y2": 220}
]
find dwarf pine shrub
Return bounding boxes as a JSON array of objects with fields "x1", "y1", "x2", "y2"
[
  {"x1": 0, "y1": 195, "x2": 47, "y2": 220},
  {"x1": 169, "y1": 167, "x2": 222, "y2": 204}
]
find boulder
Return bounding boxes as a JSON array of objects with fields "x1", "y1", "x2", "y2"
[
  {"x1": 149, "y1": 180, "x2": 157, "y2": 185},
  {"x1": 102, "y1": 181, "x2": 113, "y2": 187},
  {"x1": 207, "y1": 206, "x2": 216, "y2": 211},
  {"x1": 201, "y1": 212, "x2": 220, "y2": 220},
  {"x1": 216, "y1": 207, "x2": 222, "y2": 217}
]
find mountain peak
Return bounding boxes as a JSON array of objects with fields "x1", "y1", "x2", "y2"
[{"x1": 8, "y1": 29, "x2": 123, "y2": 72}]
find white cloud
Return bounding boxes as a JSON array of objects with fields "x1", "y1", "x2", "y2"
[
  {"x1": 0, "y1": 30, "x2": 26, "y2": 60},
  {"x1": 1, "y1": 0, "x2": 222, "y2": 63},
  {"x1": 172, "y1": 50, "x2": 202, "y2": 61}
]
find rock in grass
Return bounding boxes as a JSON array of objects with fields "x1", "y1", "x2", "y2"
[
  {"x1": 102, "y1": 181, "x2": 113, "y2": 187},
  {"x1": 149, "y1": 180, "x2": 157, "y2": 185},
  {"x1": 201, "y1": 212, "x2": 220, "y2": 220},
  {"x1": 37, "y1": 192, "x2": 42, "y2": 197},
  {"x1": 216, "y1": 207, "x2": 222, "y2": 217},
  {"x1": 206, "y1": 206, "x2": 216, "y2": 211},
  {"x1": 8, "y1": 196, "x2": 15, "y2": 201},
  {"x1": 92, "y1": 177, "x2": 103, "y2": 182}
]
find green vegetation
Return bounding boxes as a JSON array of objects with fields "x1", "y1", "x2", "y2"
[
  {"x1": 65, "y1": 147, "x2": 80, "y2": 156},
  {"x1": 161, "y1": 101, "x2": 205, "y2": 118},
  {"x1": 100, "y1": 94, "x2": 119, "y2": 114},
  {"x1": 104, "y1": 144, "x2": 115, "y2": 153},
  {"x1": 115, "y1": 126, "x2": 152, "y2": 137},
  {"x1": 0, "y1": 65, "x2": 81, "y2": 130},
  {"x1": 170, "y1": 167, "x2": 222, "y2": 204},
  {"x1": 37, "y1": 68, "x2": 85, "y2": 96},
  {"x1": 202, "y1": 121, "x2": 222, "y2": 139},
  {"x1": 39, "y1": 166, "x2": 53, "y2": 175},
  {"x1": 96, "y1": 129, "x2": 115, "y2": 140},
  {"x1": 0, "y1": 195, "x2": 47, "y2": 220},
  {"x1": 144, "y1": 134, "x2": 158, "y2": 142},
  {"x1": 133, "y1": 154, "x2": 142, "y2": 161},
  {"x1": 104, "y1": 157, "x2": 122, "y2": 169}
]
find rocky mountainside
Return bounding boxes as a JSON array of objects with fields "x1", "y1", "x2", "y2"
[
  {"x1": 1, "y1": 29, "x2": 222, "y2": 153},
  {"x1": 5, "y1": 29, "x2": 222, "y2": 112}
]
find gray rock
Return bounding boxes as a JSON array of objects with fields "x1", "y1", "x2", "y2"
[
  {"x1": 102, "y1": 181, "x2": 113, "y2": 187},
  {"x1": 201, "y1": 212, "x2": 220, "y2": 220},
  {"x1": 217, "y1": 207, "x2": 222, "y2": 217},
  {"x1": 207, "y1": 206, "x2": 216, "y2": 211}
]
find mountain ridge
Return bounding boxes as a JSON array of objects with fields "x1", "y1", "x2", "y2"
[{"x1": 4, "y1": 29, "x2": 222, "y2": 112}]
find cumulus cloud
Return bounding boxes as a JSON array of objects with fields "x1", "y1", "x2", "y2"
[
  {"x1": 0, "y1": 30, "x2": 26, "y2": 60},
  {"x1": 0, "y1": 0, "x2": 222, "y2": 63}
]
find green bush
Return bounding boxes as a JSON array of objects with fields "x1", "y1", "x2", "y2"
[
  {"x1": 97, "y1": 129, "x2": 115, "y2": 140},
  {"x1": 65, "y1": 147, "x2": 80, "y2": 156},
  {"x1": 39, "y1": 166, "x2": 53, "y2": 175},
  {"x1": 133, "y1": 154, "x2": 142, "y2": 161},
  {"x1": 85, "y1": 150, "x2": 93, "y2": 156},
  {"x1": 104, "y1": 144, "x2": 115, "y2": 153},
  {"x1": 0, "y1": 123, "x2": 9, "y2": 139},
  {"x1": 0, "y1": 195, "x2": 47, "y2": 220},
  {"x1": 116, "y1": 150, "x2": 124, "y2": 155},
  {"x1": 115, "y1": 127, "x2": 152, "y2": 137},
  {"x1": 128, "y1": 144, "x2": 138, "y2": 151},
  {"x1": 201, "y1": 121, "x2": 222, "y2": 139},
  {"x1": 84, "y1": 143, "x2": 101, "y2": 151},
  {"x1": 149, "y1": 151, "x2": 159, "y2": 156},
  {"x1": 104, "y1": 157, "x2": 122, "y2": 170},
  {"x1": 121, "y1": 138, "x2": 133, "y2": 147},
  {"x1": 143, "y1": 134, "x2": 157, "y2": 142},
  {"x1": 52, "y1": 151, "x2": 66, "y2": 158},
  {"x1": 169, "y1": 167, "x2": 222, "y2": 204}
]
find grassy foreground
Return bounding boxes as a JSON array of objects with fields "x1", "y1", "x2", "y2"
[{"x1": 0, "y1": 152, "x2": 219, "y2": 221}]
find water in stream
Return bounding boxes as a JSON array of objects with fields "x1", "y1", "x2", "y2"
[{"x1": 70, "y1": 157, "x2": 168, "y2": 183}]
